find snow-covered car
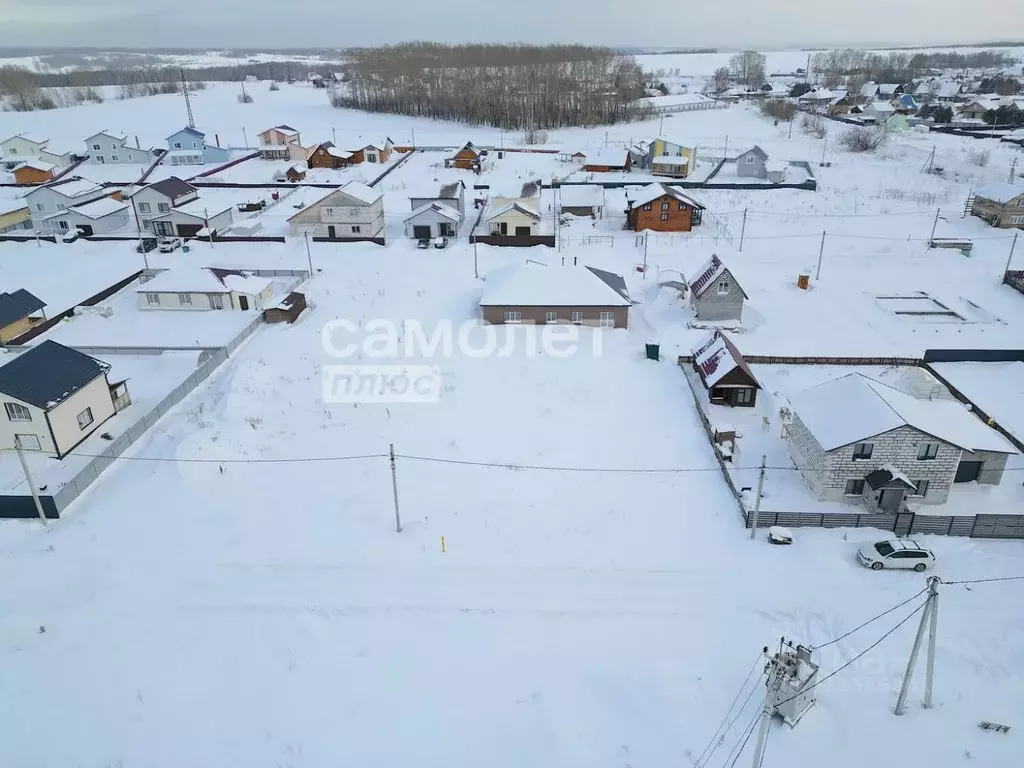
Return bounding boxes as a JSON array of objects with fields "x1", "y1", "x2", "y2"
[
  {"x1": 857, "y1": 539, "x2": 935, "y2": 572},
  {"x1": 768, "y1": 526, "x2": 793, "y2": 545},
  {"x1": 136, "y1": 237, "x2": 158, "y2": 254},
  {"x1": 433, "y1": 236, "x2": 449, "y2": 249},
  {"x1": 158, "y1": 237, "x2": 183, "y2": 253},
  {"x1": 416, "y1": 238, "x2": 430, "y2": 249}
]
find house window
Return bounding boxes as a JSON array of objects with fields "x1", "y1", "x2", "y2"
[
  {"x1": 660, "y1": 213, "x2": 669, "y2": 221},
  {"x1": 76, "y1": 407, "x2": 94, "y2": 430},
  {"x1": 146, "y1": 293, "x2": 159, "y2": 305},
  {"x1": 173, "y1": 142, "x2": 182, "y2": 149},
  {"x1": 642, "y1": 203, "x2": 652, "y2": 211},
  {"x1": 209, "y1": 294, "x2": 224, "y2": 310},
  {"x1": 717, "y1": 280, "x2": 729, "y2": 295},
  {"x1": 138, "y1": 202, "x2": 151, "y2": 213},
  {"x1": 15, "y1": 434, "x2": 41, "y2": 451},
  {"x1": 1017, "y1": 199, "x2": 1024, "y2": 208},
  {"x1": 746, "y1": 155, "x2": 755, "y2": 164},
  {"x1": 178, "y1": 293, "x2": 192, "y2": 305},
  {"x1": 504, "y1": 311, "x2": 522, "y2": 323},
  {"x1": 57, "y1": 221, "x2": 69, "y2": 231},
  {"x1": 192, "y1": 142, "x2": 197, "y2": 148},
  {"x1": 545, "y1": 311, "x2": 558, "y2": 323},
  {"x1": 1012, "y1": 216, "x2": 1024, "y2": 224},
  {"x1": 678, "y1": 202, "x2": 686, "y2": 210},
  {"x1": 852, "y1": 442, "x2": 874, "y2": 460},
  {"x1": 325, "y1": 207, "x2": 335, "y2": 216},
  {"x1": 599, "y1": 311, "x2": 615, "y2": 327},
  {"x1": 733, "y1": 388, "x2": 752, "y2": 405},
  {"x1": 351, "y1": 225, "x2": 362, "y2": 233},
  {"x1": 157, "y1": 203, "x2": 170, "y2": 213},
  {"x1": 661, "y1": 202, "x2": 670, "y2": 211},
  {"x1": 571, "y1": 311, "x2": 584, "y2": 324},
  {"x1": 366, "y1": 153, "x2": 377, "y2": 163},
  {"x1": 4, "y1": 402, "x2": 32, "y2": 422},
  {"x1": 92, "y1": 143, "x2": 101, "y2": 151},
  {"x1": 35, "y1": 203, "x2": 45, "y2": 211},
  {"x1": 111, "y1": 155, "x2": 118, "y2": 162},
  {"x1": 844, "y1": 479, "x2": 865, "y2": 496},
  {"x1": 917, "y1": 442, "x2": 939, "y2": 460},
  {"x1": 56, "y1": 203, "x2": 66, "y2": 211},
  {"x1": 912, "y1": 480, "x2": 929, "y2": 497}
]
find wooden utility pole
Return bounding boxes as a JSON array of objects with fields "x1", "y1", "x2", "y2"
[
  {"x1": 1003, "y1": 231, "x2": 1018, "y2": 275},
  {"x1": 929, "y1": 208, "x2": 941, "y2": 242},
  {"x1": 739, "y1": 208, "x2": 748, "y2": 251}
]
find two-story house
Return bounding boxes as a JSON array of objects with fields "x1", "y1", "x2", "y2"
[
  {"x1": 788, "y1": 373, "x2": 1017, "y2": 512},
  {"x1": 129, "y1": 177, "x2": 199, "y2": 228},
  {"x1": 648, "y1": 137, "x2": 698, "y2": 178},
  {"x1": 257, "y1": 125, "x2": 304, "y2": 160},
  {"x1": 43, "y1": 195, "x2": 132, "y2": 237},
  {"x1": 287, "y1": 181, "x2": 384, "y2": 239},
  {"x1": 85, "y1": 131, "x2": 156, "y2": 165},
  {"x1": 1, "y1": 133, "x2": 49, "y2": 169},
  {"x1": 626, "y1": 183, "x2": 705, "y2": 233},
  {"x1": 23, "y1": 177, "x2": 109, "y2": 229},
  {"x1": 165, "y1": 127, "x2": 230, "y2": 166}
]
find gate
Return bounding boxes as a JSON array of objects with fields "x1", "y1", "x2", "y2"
[{"x1": 894, "y1": 512, "x2": 914, "y2": 537}]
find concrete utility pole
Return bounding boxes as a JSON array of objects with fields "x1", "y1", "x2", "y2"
[
  {"x1": 929, "y1": 207, "x2": 941, "y2": 242},
  {"x1": 739, "y1": 208, "x2": 748, "y2": 251},
  {"x1": 242, "y1": 126, "x2": 249, "y2": 148},
  {"x1": 1010, "y1": 156, "x2": 1018, "y2": 184},
  {"x1": 723, "y1": 135, "x2": 729, "y2": 161},
  {"x1": 749, "y1": 454, "x2": 767, "y2": 539},
  {"x1": 642, "y1": 231, "x2": 649, "y2": 276},
  {"x1": 820, "y1": 138, "x2": 828, "y2": 166},
  {"x1": 304, "y1": 231, "x2": 314, "y2": 275},
  {"x1": 895, "y1": 577, "x2": 940, "y2": 715},
  {"x1": 1003, "y1": 231, "x2": 1018, "y2": 275},
  {"x1": 389, "y1": 443, "x2": 402, "y2": 533},
  {"x1": 15, "y1": 444, "x2": 48, "y2": 524},
  {"x1": 473, "y1": 238, "x2": 479, "y2": 279},
  {"x1": 815, "y1": 231, "x2": 826, "y2": 279}
]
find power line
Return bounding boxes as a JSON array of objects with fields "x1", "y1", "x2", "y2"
[
  {"x1": 811, "y1": 587, "x2": 929, "y2": 650},
  {"x1": 941, "y1": 575, "x2": 1024, "y2": 585},
  {"x1": 709, "y1": 680, "x2": 767, "y2": 768},
  {"x1": 694, "y1": 650, "x2": 766, "y2": 768}
]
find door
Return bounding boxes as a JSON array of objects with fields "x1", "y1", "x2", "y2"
[
  {"x1": 413, "y1": 225, "x2": 432, "y2": 240},
  {"x1": 96, "y1": 156, "x2": 105, "y2": 164},
  {"x1": 78, "y1": 224, "x2": 94, "y2": 237},
  {"x1": 878, "y1": 489, "x2": 903, "y2": 513},
  {"x1": 328, "y1": 225, "x2": 337, "y2": 238},
  {"x1": 238, "y1": 295, "x2": 250, "y2": 311},
  {"x1": 515, "y1": 226, "x2": 532, "y2": 236},
  {"x1": 954, "y1": 460, "x2": 982, "y2": 483},
  {"x1": 499, "y1": 222, "x2": 508, "y2": 235},
  {"x1": 177, "y1": 224, "x2": 202, "y2": 238}
]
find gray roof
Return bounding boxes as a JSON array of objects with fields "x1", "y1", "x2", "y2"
[
  {"x1": 439, "y1": 181, "x2": 464, "y2": 198},
  {"x1": 585, "y1": 267, "x2": 630, "y2": 303},
  {"x1": 0, "y1": 289, "x2": 45, "y2": 329},
  {"x1": 0, "y1": 340, "x2": 108, "y2": 411},
  {"x1": 146, "y1": 176, "x2": 197, "y2": 200}
]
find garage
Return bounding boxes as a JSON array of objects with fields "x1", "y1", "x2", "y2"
[
  {"x1": 515, "y1": 226, "x2": 532, "y2": 236},
  {"x1": 412, "y1": 225, "x2": 432, "y2": 240},
  {"x1": 954, "y1": 460, "x2": 983, "y2": 483},
  {"x1": 177, "y1": 223, "x2": 203, "y2": 238}
]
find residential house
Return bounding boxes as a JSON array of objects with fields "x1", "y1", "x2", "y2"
[
  {"x1": 165, "y1": 127, "x2": 230, "y2": 166},
  {"x1": 13, "y1": 160, "x2": 55, "y2": 184},
  {"x1": 0, "y1": 200, "x2": 31, "y2": 234},
  {"x1": 876, "y1": 83, "x2": 904, "y2": 99},
  {"x1": 582, "y1": 148, "x2": 632, "y2": 173},
  {"x1": 0, "y1": 290, "x2": 46, "y2": 343},
  {"x1": 787, "y1": 372, "x2": 1017, "y2": 510},
  {"x1": 970, "y1": 182, "x2": 1024, "y2": 228},
  {"x1": 859, "y1": 82, "x2": 880, "y2": 101},
  {"x1": 410, "y1": 181, "x2": 466, "y2": 220},
  {"x1": 287, "y1": 181, "x2": 384, "y2": 239},
  {"x1": 958, "y1": 99, "x2": 997, "y2": 121},
  {"x1": 893, "y1": 94, "x2": 919, "y2": 114},
  {"x1": 0, "y1": 341, "x2": 129, "y2": 458},
  {"x1": 404, "y1": 202, "x2": 463, "y2": 240},
  {"x1": 640, "y1": 93, "x2": 715, "y2": 114},
  {"x1": 137, "y1": 268, "x2": 274, "y2": 311},
  {"x1": 264, "y1": 292, "x2": 307, "y2": 324},
  {"x1": 828, "y1": 92, "x2": 854, "y2": 115},
  {"x1": 258, "y1": 125, "x2": 302, "y2": 146},
  {"x1": 651, "y1": 156, "x2": 692, "y2": 178},
  {"x1": 734, "y1": 145, "x2": 770, "y2": 179},
  {"x1": 350, "y1": 139, "x2": 394, "y2": 164},
  {"x1": 625, "y1": 183, "x2": 705, "y2": 232},
  {"x1": 306, "y1": 142, "x2": 353, "y2": 169},
  {"x1": 687, "y1": 254, "x2": 746, "y2": 322},
  {"x1": 85, "y1": 131, "x2": 155, "y2": 164},
  {"x1": 257, "y1": 125, "x2": 304, "y2": 160},
  {"x1": 1, "y1": 133, "x2": 49, "y2": 168},
  {"x1": 648, "y1": 138, "x2": 698, "y2": 176},
  {"x1": 24, "y1": 177, "x2": 110, "y2": 227},
  {"x1": 486, "y1": 198, "x2": 541, "y2": 237},
  {"x1": 37, "y1": 146, "x2": 77, "y2": 168},
  {"x1": 863, "y1": 101, "x2": 897, "y2": 121},
  {"x1": 799, "y1": 87, "x2": 835, "y2": 109},
  {"x1": 146, "y1": 198, "x2": 234, "y2": 238},
  {"x1": 691, "y1": 330, "x2": 760, "y2": 407},
  {"x1": 285, "y1": 165, "x2": 307, "y2": 182},
  {"x1": 480, "y1": 261, "x2": 631, "y2": 327},
  {"x1": 44, "y1": 195, "x2": 131, "y2": 237},
  {"x1": 445, "y1": 142, "x2": 483, "y2": 170},
  {"x1": 129, "y1": 177, "x2": 199, "y2": 228},
  {"x1": 628, "y1": 144, "x2": 651, "y2": 169},
  {"x1": 558, "y1": 185, "x2": 604, "y2": 218}
]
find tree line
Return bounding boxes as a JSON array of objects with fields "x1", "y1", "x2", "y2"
[
  {"x1": 809, "y1": 48, "x2": 1018, "y2": 88},
  {"x1": 332, "y1": 43, "x2": 650, "y2": 130}
]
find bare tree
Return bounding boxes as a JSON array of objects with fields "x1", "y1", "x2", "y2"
[
  {"x1": 759, "y1": 99, "x2": 797, "y2": 122},
  {"x1": 729, "y1": 50, "x2": 766, "y2": 87},
  {"x1": 839, "y1": 126, "x2": 887, "y2": 152},
  {"x1": 801, "y1": 113, "x2": 827, "y2": 139},
  {"x1": 712, "y1": 67, "x2": 731, "y2": 93}
]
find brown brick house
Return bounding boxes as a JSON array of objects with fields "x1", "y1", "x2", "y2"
[
  {"x1": 307, "y1": 142, "x2": 353, "y2": 169},
  {"x1": 480, "y1": 261, "x2": 631, "y2": 328},
  {"x1": 626, "y1": 183, "x2": 705, "y2": 232},
  {"x1": 691, "y1": 330, "x2": 760, "y2": 407},
  {"x1": 445, "y1": 142, "x2": 483, "y2": 170}
]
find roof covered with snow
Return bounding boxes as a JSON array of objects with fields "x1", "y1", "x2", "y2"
[
  {"x1": 43, "y1": 177, "x2": 104, "y2": 199},
  {"x1": 45, "y1": 195, "x2": 126, "y2": 220},
  {"x1": 559, "y1": 184, "x2": 603, "y2": 208},
  {"x1": 337, "y1": 181, "x2": 381, "y2": 205},
  {"x1": 789, "y1": 372, "x2": 1017, "y2": 454},
  {"x1": 584, "y1": 148, "x2": 630, "y2": 166},
  {"x1": 687, "y1": 255, "x2": 746, "y2": 299},
  {"x1": 974, "y1": 182, "x2": 1024, "y2": 205},
  {"x1": 326, "y1": 146, "x2": 353, "y2": 159},
  {"x1": 650, "y1": 156, "x2": 690, "y2": 166},
  {"x1": 860, "y1": 82, "x2": 879, "y2": 98},
  {"x1": 691, "y1": 331, "x2": 760, "y2": 389},
  {"x1": 219, "y1": 272, "x2": 273, "y2": 295},
  {"x1": 868, "y1": 101, "x2": 896, "y2": 113},
  {"x1": 487, "y1": 200, "x2": 540, "y2": 221},
  {"x1": 18, "y1": 159, "x2": 55, "y2": 172},
  {"x1": 480, "y1": 262, "x2": 631, "y2": 307},
  {"x1": 627, "y1": 183, "x2": 704, "y2": 210},
  {"x1": 137, "y1": 268, "x2": 228, "y2": 294},
  {"x1": 404, "y1": 201, "x2": 463, "y2": 223}
]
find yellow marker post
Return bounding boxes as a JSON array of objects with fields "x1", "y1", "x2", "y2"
[{"x1": 441, "y1": 536, "x2": 446, "y2": 553}]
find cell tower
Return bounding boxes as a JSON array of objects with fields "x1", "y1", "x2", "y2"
[{"x1": 181, "y1": 67, "x2": 195, "y2": 129}]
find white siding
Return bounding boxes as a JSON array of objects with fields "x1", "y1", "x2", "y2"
[
  {"x1": 0, "y1": 394, "x2": 52, "y2": 455},
  {"x1": 1, "y1": 376, "x2": 114, "y2": 457}
]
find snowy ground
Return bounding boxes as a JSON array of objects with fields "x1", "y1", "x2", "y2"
[{"x1": 1, "y1": 80, "x2": 1023, "y2": 768}]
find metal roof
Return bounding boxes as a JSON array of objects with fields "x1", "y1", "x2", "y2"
[
  {"x1": 146, "y1": 177, "x2": 198, "y2": 200},
  {"x1": 0, "y1": 341, "x2": 108, "y2": 411},
  {"x1": 0, "y1": 290, "x2": 46, "y2": 329}
]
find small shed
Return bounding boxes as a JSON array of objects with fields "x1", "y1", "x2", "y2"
[
  {"x1": 264, "y1": 292, "x2": 307, "y2": 324},
  {"x1": 582, "y1": 148, "x2": 632, "y2": 173},
  {"x1": 13, "y1": 160, "x2": 55, "y2": 184},
  {"x1": 691, "y1": 330, "x2": 760, "y2": 407},
  {"x1": 687, "y1": 254, "x2": 747, "y2": 322},
  {"x1": 558, "y1": 185, "x2": 604, "y2": 218},
  {"x1": 286, "y1": 164, "x2": 307, "y2": 182}
]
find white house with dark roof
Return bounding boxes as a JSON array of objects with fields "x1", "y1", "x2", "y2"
[
  {"x1": 787, "y1": 372, "x2": 1017, "y2": 511},
  {"x1": 129, "y1": 177, "x2": 199, "y2": 227},
  {"x1": 687, "y1": 255, "x2": 746, "y2": 322},
  {"x1": 0, "y1": 340, "x2": 128, "y2": 458},
  {"x1": 136, "y1": 268, "x2": 274, "y2": 311}
]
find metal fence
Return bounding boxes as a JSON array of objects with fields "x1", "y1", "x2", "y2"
[{"x1": 745, "y1": 510, "x2": 1024, "y2": 539}]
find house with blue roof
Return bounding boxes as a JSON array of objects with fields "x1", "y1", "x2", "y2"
[
  {"x1": 165, "y1": 127, "x2": 230, "y2": 166},
  {"x1": 894, "y1": 94, "x2": 920, "y2": 114}
]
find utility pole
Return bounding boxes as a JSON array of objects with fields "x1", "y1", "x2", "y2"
[
  {"x1": 642, "y1": 231, "x2": 649, "y2": 276},
  {"x1": 473, "y1": 237, "x2": 479, "y2": 278},
  {"x1": 332, "y1": 126, "x2": 337, "y2": 144},
  {"x1": 304, "y1": 231, "x2": 314, "y2": 275},
  {"x1": 815, "y1": 230, "x2": 826, "y2": 280},
  {"x1": 924, "y1": 576, "x2": 939, "y2": 709},
  {"x1": 181, "y1": 67, "x2": 195, "y2": 129},
  {"x1": 748, "y1": 454, "x2": 766, "y2": 539},
  {"x1": 1003, "y1": 231, "x2": 1018, "y2": 275},
  {"x1": 1010, "y1": 156, "x2": 1018, "y2": 184},
  {"x1": 819, "y1": 138, "x2": 827, "y2": 166},
  {"x1": 389, "y1": 443, "x2": 402, "y2": 533},
  {"x1": 788, "y1": 117, "x2": 794, "y2": 139},
  {"x1": 895, "y1": 577, "x2": 940, "y2": 715},
  {"x1": 929, "y1": 207, "x2": 941, "y2": 242},
  {"x1": 238, "y1": 67, "x2": 249, "y2": 103},
  {"x1": 659, "y1": 114, "x2": 664, "y2": 136},
  {"x1": 411, "y1": 126, "x2": 416, "y2": 149},
  {"x1": 723, "y1": 135, "x2": 729, "y2": 161},
  {"x1": 204, "y1": 208, "x2": 213, "y2": 248},
  {"x1": 15, "y1": 444, "x2": 48, "y2": 524},
  {"x1": 739, "y1": 208, "x2": 748, "y2": 251},
  {"x1": 925, "y1": 145, "x2": 935, "y2": 174},
  {"x1": 242, "y1": 126, "x2": 249, "y2": 148}
]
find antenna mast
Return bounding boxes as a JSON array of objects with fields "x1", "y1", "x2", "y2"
[{"x1": 181, "y1": 67, "x2": 196, "y2": 128}]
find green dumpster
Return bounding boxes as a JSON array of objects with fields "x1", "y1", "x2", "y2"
[{"x1": 645, "y1": 343, "x2": 660, "y2": 361}]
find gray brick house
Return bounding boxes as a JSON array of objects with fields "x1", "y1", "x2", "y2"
[
  {"x1": 787, "y1": 373, "x2": 1016, "y2": 512},
  {"x1": 687, "y1": 254, "x2": 746, "y2": 322}
]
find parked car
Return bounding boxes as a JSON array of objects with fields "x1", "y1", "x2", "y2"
[
  {"x1": 61, "y1": 228, "x2": 80, "y2": 243},
  {"x1": 136, "y1": 237, "x2": 158, "y2": 254},
  {"x1": 768, "y1": 526, "x2": 793, "y2": 545},
  {"x1": 158, "y1": 237, "x2": 183, "y2": 253},
  {"x1": 857, "y1": 539, "x2": 935, "y2": 572},
  {"x1": 416, "y1": 238, "x2": 430, "y2": 249},
  {"x1": 433, "y1": 236, "x2": 449, "y2": 249}
]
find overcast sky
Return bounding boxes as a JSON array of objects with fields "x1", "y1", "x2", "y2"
[{"x1": 2, "y1": 0, "x2": 1022, "y2": 49}]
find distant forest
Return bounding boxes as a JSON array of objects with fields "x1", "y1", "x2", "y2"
[
  {"x1": 332, "y1": 43, "x2": 650, "y2": 129},
  {"x1": 810, "y1": 48, "x2": 1019, "y2": 87}
]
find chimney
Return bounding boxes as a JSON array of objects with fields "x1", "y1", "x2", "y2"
[
  {"x1": 135, "y1": 135, "x2": 140, "y2": 149},
  {"x1": 215, "y1": 133, "x2": 221, "y2": 148}
]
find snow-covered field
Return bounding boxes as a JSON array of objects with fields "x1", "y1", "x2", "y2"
[{"x1": 1, "y1": 78, "x2": 1023, "y2": 768}]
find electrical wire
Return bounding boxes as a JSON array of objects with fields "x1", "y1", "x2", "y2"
[
  {"x1": 811, "y1": 587, "x2": 929, "y2": 650},
  {"x1": 703, "y1": 679, "x2": 766, "y2": 768},
  {"x1": 693, "y1": 650, "x2": 766, "y2": 768},
  {"x1": 941, "y1": 575, "x2": 1024, "y2": 585}
]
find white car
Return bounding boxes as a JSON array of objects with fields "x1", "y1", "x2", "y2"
[
  {"x1": 857, "y1": 539, "x2": 935, "y2": 572},
  {"x1": 158, "y1": 237, "x2": 183, "y2": 253}
]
